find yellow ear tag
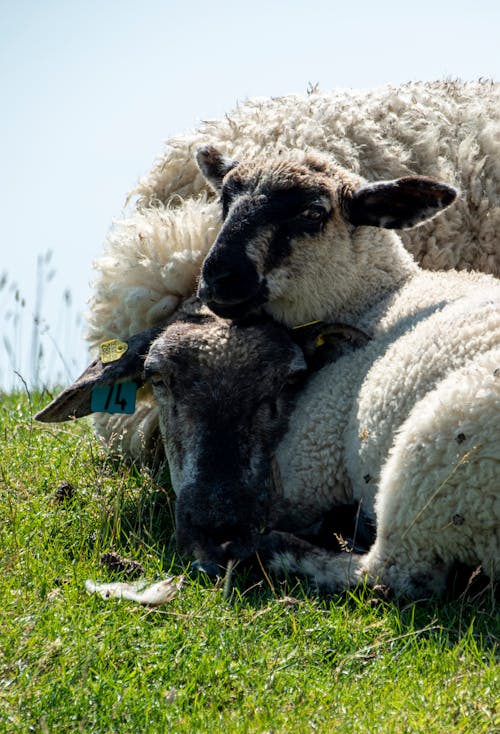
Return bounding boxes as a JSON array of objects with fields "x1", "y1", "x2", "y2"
[
  {"x1": 292, "y1": 320, "x2": 325, "y2": 347},
  {"x1": 100, "y1": 339, "x2": 128, "y2": 364}
]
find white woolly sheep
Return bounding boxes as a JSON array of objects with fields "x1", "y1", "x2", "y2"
[
  {"x1": 88, "y1": 80, "x2": 500, "y2": 463},
  {"x1": 190, "y1": 146, "x2": 500, "y2": 598}
]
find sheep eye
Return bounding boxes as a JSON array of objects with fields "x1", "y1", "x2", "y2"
[
  {"x1": 144, "y1": 367, "x2": 166, "y2": 388},
  {"x1": 149, "y1": 375, "x2": 165, "y2": 388},
  {"x1": 300, "y1": 204, "x2": 327, "y2": 221}
]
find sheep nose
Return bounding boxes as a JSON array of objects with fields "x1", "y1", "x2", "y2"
[
  {"x1": 208, "y1": 269, "x2": 236, "y2": 289},
  {"x1": 200, "y1": 270, "x2": 238, "y2": 302},
  {"x1": 191, "y1": 559, "x2": 222, "y2": 579},
  {"x1": 209, "y1": 269, "x2": 233, "y2": 284}
]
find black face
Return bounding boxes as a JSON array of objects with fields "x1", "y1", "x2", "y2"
[
  {"x1": 198, "y1": 178, "x2": 332, "y2": 319},
  {"x1": 144, "y1": 310, "x2": 308, "y2": 570}
]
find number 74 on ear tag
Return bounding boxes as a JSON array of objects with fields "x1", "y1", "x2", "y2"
[{"x1": 90, "y1": 381, "x2": 137, "y2": 414}]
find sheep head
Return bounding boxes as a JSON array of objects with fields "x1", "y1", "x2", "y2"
[
  {"x1": 196, "y1": 146, "x2": 457, "y2": 325},
  {"x1": 143, "y1": 303, "x2": 310, "y2": 569}
]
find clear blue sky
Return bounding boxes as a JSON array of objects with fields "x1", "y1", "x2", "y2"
[{"x1": 1, "y1": 0, "x2": 499, "y2": 390}]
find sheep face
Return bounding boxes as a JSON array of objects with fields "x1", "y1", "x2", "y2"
[
  {"x1": 143, "y1": 307, "x2": 309, "y2": 568},
  {"x1": 196, "y1": 146, "x2": 457, "y2": 324}
]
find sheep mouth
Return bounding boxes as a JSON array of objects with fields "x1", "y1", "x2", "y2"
[
  {"x1": 182, "y1": 522, "x2": 266, "y2": 570},
  {"x1": 190, "y1": 534, "x2": 265, "y2": 579},
  {"x1": 202, "y1": 289, "x2": 268, "y2": 320}
]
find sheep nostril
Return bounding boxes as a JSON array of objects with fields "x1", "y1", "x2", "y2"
[
  {"x1": 208, "y1": 271, "x2": 239, "y2": 298},
  {"x1": 211, "y1": 526, "x2": 235, "y2": 546},
  {"x1": 198, "y1": 271, "x2": 241, "y2": 303},
  {"x1": 199, "y1": 270, "x2": 238, "y2": 302},
  {"x1": 210, "y1": 270, "x2": 234, "y2": 285}
]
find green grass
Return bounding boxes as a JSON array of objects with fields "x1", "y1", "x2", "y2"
[{"x1": 1, "y1": 391, "x2": 498, "y2": 733}]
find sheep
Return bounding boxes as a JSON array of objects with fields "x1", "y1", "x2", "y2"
[
  {"x1": 132, "y1": 80, "x2": 500, "y2": 275},
  {"x1": 190, "y1": 146, "x2": 500, "y2": 598},
  {"x1": 87, "y1": 81, "x2": 500, "y2": 462},
  {"x1": 35, "y1": 298, "x2": 373, "y2": 574}
]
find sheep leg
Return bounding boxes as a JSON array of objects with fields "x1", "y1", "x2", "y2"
[
  {"x1": 258, "y1": 531, "x2": 366, "y2": 592},
  {"x1": 258, "y1": 523, "x2": 449, "y2": 598}
]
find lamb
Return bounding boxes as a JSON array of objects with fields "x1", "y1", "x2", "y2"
[
  {"x1": 132, "y1": 80, "x2": 500, "y2": 276},
  {"x1": 188, "y1": 146, "x2": 500, "y2": 598},
  {"x1": 35, "y1": 298, "x2": 373, "y2": 573},
  {"x1": 87, "y1": 81, "x2": 500, "y2": 462}
]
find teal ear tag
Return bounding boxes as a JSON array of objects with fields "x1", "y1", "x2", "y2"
[{"x1": 90, "y1": 381, "x2": 137, "y2": 414}]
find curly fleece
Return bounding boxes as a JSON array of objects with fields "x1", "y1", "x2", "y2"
[{"x1": 88, "y1": 80, "x2": 500, "y2": 465}]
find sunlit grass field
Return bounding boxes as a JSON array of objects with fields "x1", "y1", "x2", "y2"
[{"x1": 1, "y1": 390, "x2": 498, "y2": 733}]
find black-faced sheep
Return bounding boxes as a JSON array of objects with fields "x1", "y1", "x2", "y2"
[
  {"x1": 191, "y1": 147, "x2": 500, "y2": 598},
  {"x1": 87, "y1": 81, "x2": 500, "y2": 463},
  {"x1": 35, "y1": 298, "x2": 372, "y2": 573}
]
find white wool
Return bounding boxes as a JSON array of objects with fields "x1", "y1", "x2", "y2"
[
  {"x1": 87, "y1": 80, "x2": 500, "y2": 475},
  {"x1": 85, "y1": 576, "x2": 183, "y2": 607},
  {"x1": 272, "y1": 343, "x2": 500, "y2": 597},
  {"x1": 87, "y1": 196, "x2": 220, "y2": 348},
  {"x1": 275, "y1": 270, "x2": 500, "y2": 520},
  {"x1": 87, "y1": 197, "x2": 220, "y2": 460}
]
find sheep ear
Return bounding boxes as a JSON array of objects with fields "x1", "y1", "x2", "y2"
[
  {"x1": 196, "y1": 146, "x2": 238, "y2": 192},
  {"x1": 344, "y1": 177, "x2": 457, "y2": 229},
  {"x1": 291, "y1": 321, "x2": 371, "y2": 371},
  {"x1": 34, "y1": 324, "x2": 164, "y2": 423}
]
